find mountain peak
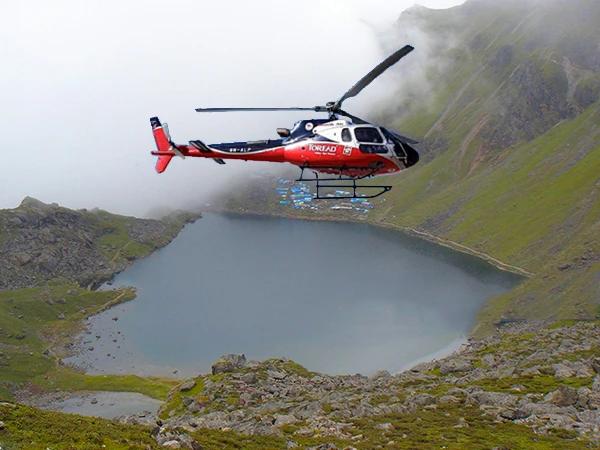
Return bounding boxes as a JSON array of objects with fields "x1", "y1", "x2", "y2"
[{"x1": 19, "y1": 196, "x2": 54, "y2": 209}]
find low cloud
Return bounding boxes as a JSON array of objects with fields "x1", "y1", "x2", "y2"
[{"x1": 1, "y1": 0, "x2": 464, "y2": 216}]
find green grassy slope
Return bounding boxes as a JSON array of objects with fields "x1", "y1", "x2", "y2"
[
  {"x1": 364, "y1": 0, "x2": 600, "y2": 334},
  {"x1": 0, "y1": 403, "x2": 159, "y2": 450},
  {"x1": 375, "y1": 103, "x2": 599, "y2": 335},
  {"x1": 0, "y1": 282, "x2": 178, "y2": 401}
]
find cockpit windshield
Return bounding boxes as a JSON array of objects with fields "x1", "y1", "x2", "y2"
[{"x1": 354, "y1": 127, "x2": 384, "y2": 144}]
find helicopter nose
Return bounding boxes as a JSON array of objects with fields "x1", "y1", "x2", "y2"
[{"x1": 403, "y1": 143, "x2": 419, "y2": 168}]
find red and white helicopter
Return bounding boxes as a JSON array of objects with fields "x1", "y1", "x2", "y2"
[{"x1": 150, "y1": 45, "x2": 419, "y2": 199}]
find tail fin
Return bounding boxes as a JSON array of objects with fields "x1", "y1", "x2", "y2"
[{"x1": 150, "y1": 117, "x2": 174, "y2": 173}]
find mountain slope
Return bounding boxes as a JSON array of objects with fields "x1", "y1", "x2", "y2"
[
  {"x1": 366, "y1": 0, "x2": 600, "y2": 334},
  {"x1": 218, "y1": 0, "x2": 600, "y2": 335}
]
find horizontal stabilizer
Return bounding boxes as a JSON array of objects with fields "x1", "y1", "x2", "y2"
[{"x1": 189, "y1": 140, "x2": 212, "y2": 153}]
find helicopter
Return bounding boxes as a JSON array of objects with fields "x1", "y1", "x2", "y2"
[{"x1": 150, "y1": 44, "x2": 419, "y2": 200}]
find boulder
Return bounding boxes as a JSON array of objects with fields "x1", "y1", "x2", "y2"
[
  {"x1": 481, "y1": 354, "x2": 496, "y2": 367},
  {"x1": 552, "y1": 363, "x2": 575, "y2": 378},
  {"x1": 593, "y1": 376, "x2": 600, "y2": 392},
  {"x1": 267, "y1": 370, "x2": 286, "y2": 380},
  {"x1": 405, "y1": 393, "x2": 436, "y2": 409},
  {"x1": 576, "y1": 410, "x2": 600, "y2": 428},
  {"x1": 591, "y1": 358, "x2": 600, "y2": 374},
  {"x1": 546, "y1": 385, "x2": 578, "y2": 407},
  {"x1": 369, "y1": 370, "x2": 391, "y2": 380},
  {"x1": 575, "y1": 387, "x2": 597, "y2": 409},
  {"x1": 499, "y1": 408, "x2": 530, "y2": 420},
  {"x1": 241, "y1": 372, "x2": 258, "y2": 384},
  {"x1": 438, "y1": 395, "x2": 461, "y2": 404},
  {"x1": 14, "y1": 253, "x2": 31, "y2": 266},
  {"x1": 273, "y1": 414, "x2": 298, "y2": 427},
  {"x1": 521, "y1": 366, "x2": 542, "y2": 376},
  {"x1": 409, "y1": 361, "x2": 437, "y2": 373},
  {"x1": 519, "y1": 402, "x2": 560, "y2": 417},
  {"x1": 571, "y1": 361, "x2": 594, "y2": 377},
  {"x1": 446, "y1": 387, "x2": 467, "y2": 397},
  {"x1": 466, "y1": 391, "x2": 518, "y2": 408},
  {"x1": 375, "y1": 422, "x2": 394, "y2": 431},
  {"x1": 179, "y1": 380, "x2": 196, "y2": 392},
  {"x1": 292, "y1": 401, "x2": 322, "y2": 420},
  {"x1": 211, "y1": 354, "x2": 246, "y2": 374},
  {"x1": 542, "y1": 413, "x2": 577, "y2": 430},
  {"x1": 439, "y1": 358, "x2": 472, "y2": 375}
]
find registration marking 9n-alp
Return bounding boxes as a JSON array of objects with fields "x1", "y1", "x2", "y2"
[{"x1": 226, "y1": 148, "x2": 253, "y2": 153}]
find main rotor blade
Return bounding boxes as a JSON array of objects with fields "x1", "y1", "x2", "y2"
[
  {"x1": 334, "y1": 45, "x2": 414, "y2": 109},
  {"x1": 195, "y1": 107, "x2": 321, "y2": 112}
]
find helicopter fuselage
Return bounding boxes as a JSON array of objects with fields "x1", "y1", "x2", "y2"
[{"x1": 151, "y1": 117, "x2": 418, "y2": 178}]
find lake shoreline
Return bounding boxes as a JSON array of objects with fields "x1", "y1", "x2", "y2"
[
  {"x1": 208, "y1": 206, "x2": 533, "y2": 278},
  {"x1": 13, "y1": 209, "x2": 517, "y2": 415},
  {"x1": 66, "y1": 212, "x2": 517, "y2": 379}
]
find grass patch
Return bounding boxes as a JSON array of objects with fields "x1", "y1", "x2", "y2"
[
  {"x1": 0, "y1": 403, "x2": 159, "y2": 450},
  {"x1": 159, "y1": 377, "x2": 206, "y2": 419},
  {"x1": 474, "y1": 375, "x2": 593, "y2": 395},
  {"x1": 547, "y1": 319, "x2": 586, "y2": 330},
  {"x1": 0, "y1": 282, "x2": 179, "y2": 401},
  {"x1": 352, "y1": 404, "x2": 589, "y2": 449},
  {"x1": 33, "y1": 367, "x2": 177, "y2": 400},
  {"x1": 369, "y1": 394, "x2": 391, "y2": 406},
  {"x1": 425, "y1": 367, "x2": 442, "y2": 377},
  {"x1": 265, "y1": 359, "x2": 314, "y2": 378}
]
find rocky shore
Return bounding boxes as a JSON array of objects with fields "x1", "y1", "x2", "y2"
[{"x1": 118, "y1": 321, "x2": 600, "y2": 448}]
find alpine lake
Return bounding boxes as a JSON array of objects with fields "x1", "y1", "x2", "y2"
[{"x1": 66, "y1": 213, "x2": 520, "y2": 377}]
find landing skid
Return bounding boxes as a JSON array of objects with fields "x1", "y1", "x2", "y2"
[{"x1": 296, "y1": 167, "x2": 392, "y2": 200}]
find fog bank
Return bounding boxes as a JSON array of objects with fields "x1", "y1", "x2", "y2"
[{"x1": 2, "y1": 0, "x2": 464, "y2": 216}]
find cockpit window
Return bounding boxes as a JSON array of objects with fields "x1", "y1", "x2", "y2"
[
  {"x1": 354, "y1": 127, "x2": 383, "y2": 143},
  {"x1": 341, "y1": 128, "x2": 352, "y2": 142}
]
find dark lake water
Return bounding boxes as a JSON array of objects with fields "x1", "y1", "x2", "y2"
[{"x1": 67, "y1": 213, "x2": 520, "y2": 376}]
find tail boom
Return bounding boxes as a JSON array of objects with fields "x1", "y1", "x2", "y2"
[{"x1": 149, "y1": 116, "x2": 286, "y2": 173}]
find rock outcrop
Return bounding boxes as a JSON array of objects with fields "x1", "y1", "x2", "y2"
[
  {"x1": 145, "y1": 321, "x2": 600, "y2": 444},
  {"x1": 0, "y1": 197, "x2": 199, "y2": 289}
]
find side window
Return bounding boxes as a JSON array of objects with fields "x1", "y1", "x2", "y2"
[
  {"x1": 354, "y1": 127, "x2": 384, "y2": 143},
  {"x1": 341, "y1": 128, "x2": 352, "y2": 142}
]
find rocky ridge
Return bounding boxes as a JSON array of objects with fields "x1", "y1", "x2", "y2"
[
  {"x1": 131, "y1": 322, "x2": 600, "y2": 448},
  {"x1": 0, "y1": 197, "x2": 199, "y2": 290}
]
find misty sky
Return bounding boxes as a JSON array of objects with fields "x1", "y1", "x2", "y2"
[{"x1": 2, "y1": 0, "x2": 465, "y2": 216}]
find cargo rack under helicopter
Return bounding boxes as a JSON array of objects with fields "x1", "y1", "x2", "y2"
[{"x1": 296, "y1": 165, "x2": 392, "y2": 200}]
